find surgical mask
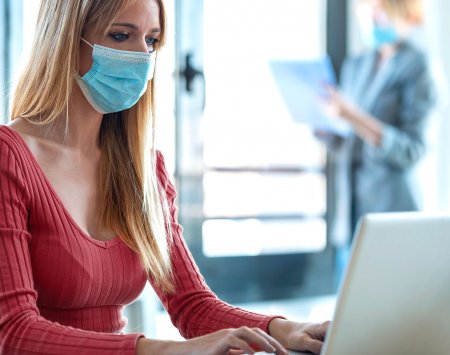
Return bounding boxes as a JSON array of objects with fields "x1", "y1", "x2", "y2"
[
  {"x1": 76, "y1": 38, "x2": 156, "y2": 114},
  {"x1": 372, "y1": 24, "x2": 399, "y2": 47}
]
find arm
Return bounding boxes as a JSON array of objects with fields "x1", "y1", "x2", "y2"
[
  {"x1": 150, "y1": 152, "x2": 283, "y2": 339},
  {"x1": 150, "y1": 152, "x2": 329, "y2": 354},
  {"x1": 0, "y1": 137, "x2": 288, "y2": 355},
  {"x1": 369, "y1": 63, "x2": 436, "y2": 169},
  {"x1": 326, "y1": 91, "x2": 383, "y2": 146},
  {"x1": 329, "y1": 56, "x2": 436, "y2": 170},
  {"x1": 0, "y1": 140, "x2": 142, "y2": 354}
]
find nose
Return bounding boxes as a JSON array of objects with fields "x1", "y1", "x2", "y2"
[{"x1": 136, "y1": 38, "x2": 151, "y2": 54}]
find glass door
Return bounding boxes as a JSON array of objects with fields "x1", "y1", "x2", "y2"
[{"x1": 175, "y1": 0, "x2": 336, "y2": 302}]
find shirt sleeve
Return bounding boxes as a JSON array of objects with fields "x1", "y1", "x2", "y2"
[
  {"x1": 366, "y1": 54, "x2": 437, "y2": 170},
  {"x1": 0, "y1": 139, "x2": 143, "y2": 355},
  {"x1": 150, "y1": 151, "x2": 284, "y2": 339}
]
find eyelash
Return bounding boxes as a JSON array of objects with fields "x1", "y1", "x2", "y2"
[{"x1": 109, "y1": 32, "x2": 160, "y2": 52}]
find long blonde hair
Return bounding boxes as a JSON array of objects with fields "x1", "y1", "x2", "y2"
[{"x1": 11, "y1": 0, "x2": 174, "y2": 292}]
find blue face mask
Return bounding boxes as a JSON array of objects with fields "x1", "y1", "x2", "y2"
[
  {"x1": 372, "y1": 25, "x2": 399, "y2": 47},
  {"x1": 76, "y1": 38, "x2": 156, "y2": 114}
]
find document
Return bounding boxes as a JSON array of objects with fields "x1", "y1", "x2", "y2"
[{"x1": 270, "y1": 56, "x2": 352, "y2": 137}]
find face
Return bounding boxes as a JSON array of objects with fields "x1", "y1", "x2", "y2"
[
  {"x1": 356, "y1": 0, "x2": 392, "y2": 28},
  {"x1": 79, "y1": 0, "x2": 161, "y2": 76},
  {"x1": 356, "y1": 0, "x2": 405, "y2": 47}
]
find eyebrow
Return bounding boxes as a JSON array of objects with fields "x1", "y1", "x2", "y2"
[{"x1": 111, "y1": 22, "x2": 161, "y2": 33}]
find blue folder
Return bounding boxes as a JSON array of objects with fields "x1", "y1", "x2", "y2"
[{"x1": 270, "y1": 56, "x2": 352, "y2": 137}]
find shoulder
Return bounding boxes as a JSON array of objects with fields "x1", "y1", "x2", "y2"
[
  {"x1": 155, "y1": 150, "x2": 177, "y2": 200},
  {"x1": 155, "y1": 150, "x2": 168, "y2": 180},
  {"x1": 398, "y1": 42, "x2": 429, "y2": 75},
  {"x1": 0, "y1": 125, "x2": 27, "y2": 164},
  {"x1": 0, "y1": 125, "x2": 36, "y2": 199},
  {"x1": 401, "y1": 41, "x2": 427, "y2": 61},
  {"x1": 0, "y1": 125, "x2": 20, "y2": 146},
  {"x1": 0, "y1": 125, "x2": 31, "y2": 202}
]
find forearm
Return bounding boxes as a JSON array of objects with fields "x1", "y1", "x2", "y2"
[
  {"x1": 167, "y1": 293, "x2": 279, "y2": 338},
  {"x1": 327, "y1": 87, "x2": 383, "y2": 146},
  {"x1": 345, "y1": 108, "x2": 383, "y2": 146},
  {"x1": 1, "y1": 315, "x2": 142, "y2": 354},
  {"x1": 136, "y1": 337, "x2": 182, "y2": 355}
]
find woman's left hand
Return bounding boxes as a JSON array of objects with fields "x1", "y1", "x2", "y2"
[
  {"x1": 325, "y1": 85, "x2": 384, "y2": 145},
  {"x1": 324, "y1": 86, "x2": 361, "y2": 123},
  {"x1": 268, "y1": 318, "x2": 330, "y2": 354}
]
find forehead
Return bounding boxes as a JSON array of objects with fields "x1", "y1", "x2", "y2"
[{"x1": 116, "y1": 0, "x2": 160, "y2": 28}]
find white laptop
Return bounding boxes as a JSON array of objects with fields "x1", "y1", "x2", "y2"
[{"x1": 257, "y1": 212, "x2": 450, "y2": 355}]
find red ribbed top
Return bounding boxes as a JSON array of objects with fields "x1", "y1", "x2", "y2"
[{"x1": 0, "y1": 125, "x2": 279, "y2": 354}]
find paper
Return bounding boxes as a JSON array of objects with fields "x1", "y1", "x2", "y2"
[{"x1": 270, "y1": 56, "x2": 352, "y2": 137}]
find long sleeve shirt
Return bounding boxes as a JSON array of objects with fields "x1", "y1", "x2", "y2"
[{"x1": 0, "y1": 125, "x2": 279, "y2": 354}]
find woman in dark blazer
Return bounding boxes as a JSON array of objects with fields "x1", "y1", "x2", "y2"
[{"x1": 324, "y1": 0, "x2": 436, "y2": 249}]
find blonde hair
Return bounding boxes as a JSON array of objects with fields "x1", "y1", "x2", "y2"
[
  {"x1": 11, "y1": 0, "x2": 174, "y2": 292},
  {"x1": 381, "y1": 0, "x2": 424, "y2": 24}
]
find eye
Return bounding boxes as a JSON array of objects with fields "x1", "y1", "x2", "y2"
[
  {"x1": 109, "y1": 32, "x2": 129, "y2": 42},
  {"x1": 146, "y1": 37, "x2": 160, "y2": 52}
]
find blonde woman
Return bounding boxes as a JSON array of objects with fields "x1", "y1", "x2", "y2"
[
  {"x1": 323, "y1": 0, "x2": 436, "y2": 252},
  {"x1": 0, "y1": 0, "x2": 328, "y2": 354}
]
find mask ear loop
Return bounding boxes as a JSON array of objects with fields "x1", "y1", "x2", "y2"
[{"x1": 81, "y1": 37, "x2": 94, "y2": 48}]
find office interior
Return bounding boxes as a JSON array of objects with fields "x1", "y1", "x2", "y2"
[{"x1": 1, "y1": 0, "x2": 449, "y2": 340}]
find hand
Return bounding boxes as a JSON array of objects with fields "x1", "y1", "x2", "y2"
[
  {"x1": 323, "y1": 86, "x2": 383, "y2": 146},
  {"x1": 269, "y1": 318, "x2": 330, "y2": 354},
  {"x1": 324, "y1": 86, "x2": 360, "y2": 123},
  {"x1": 137, "y1": 326, "x2": 289, "y2": 355},
  {"x1": 182, "y1": 327, "x2": 288, "y2": 355}
]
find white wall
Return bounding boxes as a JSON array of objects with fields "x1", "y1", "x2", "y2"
[{"x1": 426, "y1": 0, "x2": 450, "y2": 211}]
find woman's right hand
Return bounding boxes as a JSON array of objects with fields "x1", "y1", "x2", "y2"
[{"x1": 137, "y1": 326, "x2": 289, "y2": 354}]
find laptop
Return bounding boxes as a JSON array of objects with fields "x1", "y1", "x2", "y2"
[{"x1": 257, "y1": 212, "x2": 450, "y2": 355}]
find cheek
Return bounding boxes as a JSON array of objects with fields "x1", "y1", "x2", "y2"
[{"x1": 78, "y1": 45, "x2": 93, "y2": 77}]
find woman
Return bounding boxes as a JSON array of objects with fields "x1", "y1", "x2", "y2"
[
  {"x1": 324, "y1": 0, "x2": 436, "y2": 248},
  {"x1": 0, "y1": 0, "x2": 328, "y2": 354}
]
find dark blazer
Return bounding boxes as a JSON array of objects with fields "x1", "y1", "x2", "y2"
[{"x1": 330, "y1": 41, "x2": 436, "y2": 245}]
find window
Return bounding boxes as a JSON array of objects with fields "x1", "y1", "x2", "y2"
[
  {"x1": 176, "y1": 0, "x2": 334, "y2": 301},
  {"x1": 201, "y1": 0, "x2": 328, "y2": 257}
]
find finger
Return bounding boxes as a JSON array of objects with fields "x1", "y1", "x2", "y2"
[
  {"x1": 233, "y1": 327, "x2": 277, "y2": 354},
  {"x1": 322, "y1": 82, "x2": 336, "y2": 92},
  {"x1": 228, "y1": 350, "x2": 245, "y2": 355},
  {"x1": 309, "y1": 321, "x2": 331, "y2": 340},
  {"x1": 227, "y1": 336, "x2": 256, "y2": 355},
  {"x1": 325, "y1": 85, "x2": 337, "y2": 97},
  {"x1": 252, "y1": 328, "x2": 288, "y2": 355},
  {"x1": 302, "y1": 338, "x2": 324, "y2": 355},
  {"x1": 319, "y1": 321, "x2": 331, "y2": 339}
]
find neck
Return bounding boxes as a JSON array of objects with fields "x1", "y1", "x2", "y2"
[{"x1": 47, "y1": 82, "x2": 104, "y2": 156}]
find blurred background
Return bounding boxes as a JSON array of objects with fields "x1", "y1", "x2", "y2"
[{"x1": 1, "y1": 0, "x2": 450, "y2": 340}]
